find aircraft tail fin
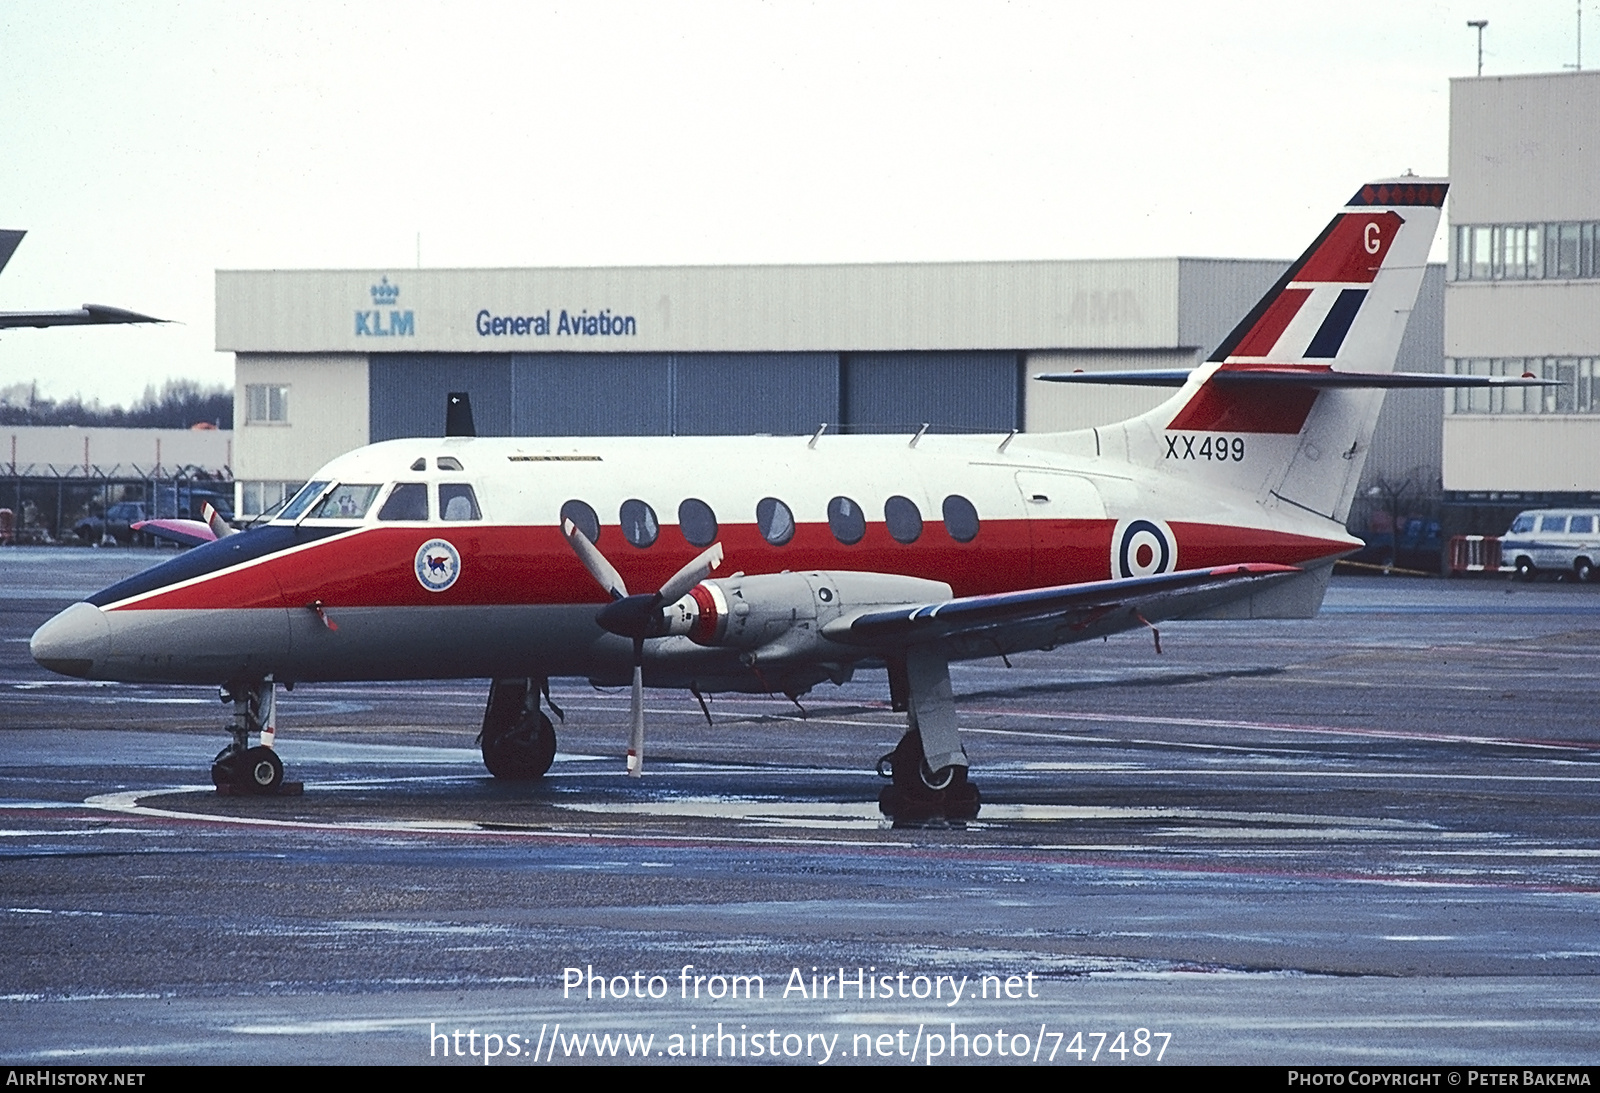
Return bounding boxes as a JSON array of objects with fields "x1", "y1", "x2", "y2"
[
  {"x1": 445, "y1": 391, "x2": 476, "y2": 437},
  {"x1": 1061, "y1": 179, "x2": 1447, "y2": 524}
]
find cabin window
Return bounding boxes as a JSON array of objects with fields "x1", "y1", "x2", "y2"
[
  {"x1": 621, "y1": 499, "x2": 659, "y2": 547},
  {"x1": 678, "y1": 498, "x2": 718, "y2": 547},
  {"x1": 312, "y1": 484, "x2": 381, "y2": 520},
  {"x1": 1571, "y1": 515, "x2": 1596, "y2": 534},
  {"x1": 562, "y1": 499, "x2": 601, "y2": 543},
  {"x1": 440, "y1": 484, "x2": 482, "y2": 521},
  {"x1": 280, "y1": 481, "x2": 331, "y2": 521},
  {"x1": 757, "y1": 497, "x2": 794, "y2": 546},
  {"x1": 437, "y1": 456, "x2": 464, "y2": 471},
  {"x1": 1539, "y1": 515, "x2": 1569, "y2": 534},
  {"x1": 884, "y1": 495, "x2": 923, "y2": 544},
  {"x1": 378, "y1": 483, "x2": 429, "y2": 521},
  {"x1": 827, "y1": 496, "x2": 865, "y2": 545},
  {"x1": 942, "y1": 494, "x2": 980, "y2": 543}
]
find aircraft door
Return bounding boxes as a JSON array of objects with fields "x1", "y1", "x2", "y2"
[{"x1": 1014, "y1": 471, "x2": 1107, "y2": 586}]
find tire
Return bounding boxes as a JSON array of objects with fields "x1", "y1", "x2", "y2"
[
  {"x1": 239, "y1": 745, "x2": 283, "y2": 794},
  {"x1": 1514, "y1": 557, "x2": 1537, "y2": 582},
  {"x1": 211, "y1": 744, "x2": 242, "y2": 788},
  {"x1": 1576, "y1": 558, "x2": 1594, "y2": 584},
  {"x1": 482, "y1": 709, "x2": 556, "y2": 780}
]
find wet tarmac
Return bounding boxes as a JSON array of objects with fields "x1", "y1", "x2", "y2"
[{"x1": 2, "y1": 546, "x2": 1599, "y2": 1064}]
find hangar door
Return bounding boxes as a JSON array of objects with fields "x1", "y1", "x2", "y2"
[
  {"x1": 842, "y1": 352, "x2": 1021, "y2": 434},
  {"x1": 370, "y1": 353, "x2": 838, "y2": 440}
]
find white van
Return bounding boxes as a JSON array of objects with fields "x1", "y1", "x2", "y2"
[{"x1": 1500, "y1": 510, "x2": 1600, "y2": 582}]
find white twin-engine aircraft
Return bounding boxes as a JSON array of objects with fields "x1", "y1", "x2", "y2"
[{"x1": 29, "y1": 178, "x2": 1542, "y2": 818}]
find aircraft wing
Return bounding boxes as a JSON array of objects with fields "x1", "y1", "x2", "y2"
[
  {"x1": 823, "y1": 563, "x2": 1300, "y2": 660},
  {"x1": 0, "y1": 304, "x2": 167, "y2": 329}
]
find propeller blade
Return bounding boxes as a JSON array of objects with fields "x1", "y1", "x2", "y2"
[
  {"x1": 202, "y1": 502, "x2": 236, "y2": 539},
  {"x1": 626, "y1": 641, "x2": 645, "y2": 777},
  {"x1": 562, "y1": 518, "x2": 628, "y2": 601},
  {"x1": 657, "y1": 541, "x2": 724, "y2": 605}
]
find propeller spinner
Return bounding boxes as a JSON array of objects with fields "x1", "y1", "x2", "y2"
[{"x1": 561, "y1": 519, "x2": 723, "y2": 776}]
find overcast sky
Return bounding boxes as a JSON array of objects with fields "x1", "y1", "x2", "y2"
[{"x1": 0, "y1": 0, "x2": 1582, "y2": 407}]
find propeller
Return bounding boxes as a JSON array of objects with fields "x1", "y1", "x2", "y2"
[
  {"x1": 561, "y1": 519, "x2": 723, "y2": 776},
  {"x1": 202, "y1": 502, "x2": 237, "y2": 540}
]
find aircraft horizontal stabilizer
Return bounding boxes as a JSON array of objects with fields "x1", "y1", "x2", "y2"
[
  {"x1": 0, "y1": 304, "x2": 167, "y2": 329},
  {"x1": 1036, "y1": 366, "x2": 1554, "y2": 388},
  {"x1": 825, "y1": 563, "x2": 1299, "y2": 659}
]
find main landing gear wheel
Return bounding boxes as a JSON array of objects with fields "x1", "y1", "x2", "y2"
[
  {"x1": 875, "y1": 729, "x2": 981, "y2": 823},
  {"x1": 482, "y1": 709, "x2": 557, "y2": 780},
  {"x1": 210, "y1": 743, "x2": 284, "y2": 795},
  {"x1": 479, "y1": 679, "x2": 558, "y2": 780}
]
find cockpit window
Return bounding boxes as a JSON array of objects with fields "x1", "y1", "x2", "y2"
[
  {"x1": 378, "y1": 483, "x2": 429, "y2": 521},
  {"x1": 440, "y1": 483, "x2": 482, "y2": 521},
  {"x1": 279, "y1": 480, "x2": 331, "y2": 521},
  {"x1": 311, "y1": 484, "x2": 382, "y2": 520},
  {"x1": 437, "y1": 456, "x2": 464, "y2": 471}
]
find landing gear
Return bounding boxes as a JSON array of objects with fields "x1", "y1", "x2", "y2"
[
  {"x1": 875, "y1": 652, "x2": 981, "y2": 822},
  {"x1": 478, "y1": 677, "x2": 558, "y2": 780},
  {"x1": 876, "y1": 728, "x2": 981, "y2": 822},
  {"x1": 212, "y1": 678, "x2": 300, "y2": 795}
]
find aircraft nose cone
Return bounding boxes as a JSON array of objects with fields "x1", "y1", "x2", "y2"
[{"x1": 31, "y1": 602, "x2": 109, "y2": 678}]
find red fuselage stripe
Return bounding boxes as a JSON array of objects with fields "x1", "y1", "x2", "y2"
[{"x1": 107, "y1": 519, "x2": 1352, "y2": 612}]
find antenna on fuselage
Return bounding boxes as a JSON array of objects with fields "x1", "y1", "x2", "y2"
[{"x1": 445, "y1": 392, "x2": 476, "y2": 437}]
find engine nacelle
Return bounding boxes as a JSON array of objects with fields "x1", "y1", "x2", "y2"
[{"x1": 663, "y1": 570, "x2": 950, "y2": 660}]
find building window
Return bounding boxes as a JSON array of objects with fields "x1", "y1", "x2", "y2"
[
  {"x1": 245, "y1": 384, "x2": 290, "y2": 424},
  {"x1": 1449, "y1": 357, "x2": 1600, "y2": 415},
  {"x1": 238, "y1": 480, "x2": 302, "y2": 517},
  {"x1": 1454, "y1": 221, "x2": 1600, "y2": 281}
]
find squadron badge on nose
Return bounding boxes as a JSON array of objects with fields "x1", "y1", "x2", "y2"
[{"x1": 415, "y1": 538, "x2": 462, "y2": 592}]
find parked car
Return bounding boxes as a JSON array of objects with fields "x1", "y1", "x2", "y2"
[
  {"x1": 73, "y1": 487, "x2": 234, "y2": 545},
  {"x1": 75, "y1": 502, "x2": 151, "y2": 544},
  {"x1": 1350, "y1": 518, "x2": 1444, "y2": 573},
  {"x1": 1500, "y1": 509, "x2": 1600, "y2": 582}
]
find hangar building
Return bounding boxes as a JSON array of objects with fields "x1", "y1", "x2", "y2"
[
  {"x1": 218, "y1": 257, "x2": 1445, "y2": 528},
  {"x1": 1446, "y1": 69, "x2": 1600, "y2": 512}
]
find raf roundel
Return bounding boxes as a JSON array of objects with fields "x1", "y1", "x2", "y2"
[
  {"x1": 414, "y1": 538, "x2": 462, "y2": 593},
  {"x1": 1112, "y1": 519, "x2": 1176, "y2": 579}
]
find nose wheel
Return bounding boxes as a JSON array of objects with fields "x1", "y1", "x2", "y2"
[
  {"x1": 478, "y1": 677, "x2": 559, "y2": 780},
  {"x1": 212, "y1": 679, "x2": 303, "y2": 796}
]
